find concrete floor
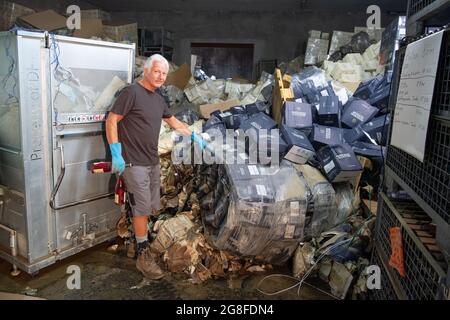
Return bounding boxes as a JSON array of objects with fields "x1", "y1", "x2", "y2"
[{"x1": 0, "y1": 241, "x2": 332, "y2": 300}]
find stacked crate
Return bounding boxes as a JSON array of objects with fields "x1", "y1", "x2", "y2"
[{"x1": 373, "y1": 28, "x2": 450, "y2": 300}]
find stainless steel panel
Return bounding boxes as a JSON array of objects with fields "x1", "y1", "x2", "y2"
[
  {"x1": 54, "y1": 197, "x2": 119, "y2": 251},
  {"x1": 53, "y1": 132, "x2": 114, "y2": 207},
  {"x1": 0, "y1": 30, "x2": 134, "y2": 272},
  {"x1": 17, "y1": 32, "x2": 53, "y2": 262}
]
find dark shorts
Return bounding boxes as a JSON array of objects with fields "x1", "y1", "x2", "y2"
[{"x1": 122, "y1": 165, "x2": 160, "y2": 217}]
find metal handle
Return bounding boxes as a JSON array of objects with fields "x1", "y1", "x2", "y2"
[{"x1": 49, "y1": 145, "x2": 113, "y2": 210}]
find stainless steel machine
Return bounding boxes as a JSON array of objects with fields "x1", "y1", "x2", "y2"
[{"x1": 0, "y1": 30, "x2": 135, "y2": 274}]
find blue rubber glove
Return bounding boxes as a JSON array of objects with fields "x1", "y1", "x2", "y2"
[
  {"x1": 109, "y1": 142, "x2": 126, "y2": 175},
  {"x1": 191, "y1": 132, "x2": 208, "y2": 151}
]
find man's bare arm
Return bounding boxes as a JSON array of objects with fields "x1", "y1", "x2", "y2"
[
  {"x1": 106, "y1": 112, "x2": 124, "y2": 144},
  {"x1": 163, "y1": 116, "x2": 192, "y2": 136}
]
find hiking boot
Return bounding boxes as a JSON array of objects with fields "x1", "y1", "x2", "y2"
[
  {"x1": 126, "y1": 240, "x2": 136, "y2": 259},
  {"x1": 136, "y1": 242, "x2": 164, "y2": 280}
]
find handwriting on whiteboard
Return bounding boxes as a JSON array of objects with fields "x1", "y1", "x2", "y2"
[{"x1": 390, "y1": 31, "x2": 444, "y2": 162}]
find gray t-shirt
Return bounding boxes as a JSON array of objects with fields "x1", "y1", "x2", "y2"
[{"x1": 110, "y1": 83, "x2": 172, "y2": 166}]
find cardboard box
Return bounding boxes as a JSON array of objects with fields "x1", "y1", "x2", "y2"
[
  {"x1": 353, "y1": 74, "x2": 384, "y2": 100},
  {"x1": 81, "y1": 9, "x2": 112, "y2": 21},
  {"x1": 239, "y1": 112, "x2": 278, "y2": 132},
  {"x1": 305, "y1": 38, "x2": 329, "y2": 65},
  {"x1": 367, "y1": 81, "x2": 391, "y2": 111},
  {"x1": 0, "y1": 1, "x2": 35, "y2": 31},
  {"x1": 281, "y1": 125, "x2": 315, "y2": 164},
  {"x1": 310, "y1": 124, "x2": 344, "y2": 148},
  {"x1": 18, "y1": 9, "x2": 66, "y2": 31},
  {"x1": 247, "y1": 129, "x2": 289, "y2": 164},
  {"x1": 343, "y1": 126, "x2": 364, "y2": 144},
  {"x1": 308, "y1": 30, "x2": 322, "y2": 38},
  {"x1": 351, "y1": 141, "x2": 386, "y2": 161},
  {"x1": 318, "y1": 144, "x2": 363, "y2": 183},
  {"x1": 219, "y1": 112, "x2": 249, "y2": 130},
  {"x1": 341, "y1": 99, "x2": 378, "y2": 128},
  {"x1": 230, "y1": 106, "x2": 247, "y2": 115},
  {"x1": 73, "y1": 18, "x2": 103, "y2": 39},
  {"x1": 361, "y1": 114, "x2": 390, "y2": 145},
  {"x1": 103, "y1": 21, "x2": 138, "y2": 43},
  {"x1": 245, "y1": 101, "x2": 269, "y2": 115},
  {"x1": 200, "y1": 99, "x2": 241, "y2": 119},
  {"x1": 317, "y1": 96, "x2": 340, "y2": 127},
  {"x1": 165, "y1": 63, "x2": 192, "y2": 90},
  {"x1": 282, "y1": 101, "x2": 313, "y2": 133},
  {"x1": 341, "y1": 82, "x2": 361, "y2": 93}
]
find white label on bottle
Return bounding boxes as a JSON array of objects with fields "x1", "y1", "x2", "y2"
[
  {"x1": 256, "y1": 184, "x2": 267, "y2": 196},
  {"x1": 324, "y1": 161, "x2": 336, "y2": 173},
  {"x1": 285, "y1": 225, "x2": 296, "y2": 239},
  {"x1": 248, "y1": 165, "x2": 259, "y2": 175},
  {"x1": 350, "y1": 111, "x2": 364, "y2": 122},
  {"x1": 293, "y1": 111, "x2": 307, "y2": 117},
  {"x1": 336, "y1": 153, "x2": 351, "y2": 160},
  {"x1": 290, "y1": 201, "x2": 300, "y2": 216}
]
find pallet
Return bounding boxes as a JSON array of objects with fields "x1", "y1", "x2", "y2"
[
  {"x1": 271, "y1": 68, "x2": 294, "y2": 125},
  {"x1": 375, "y1": 193, "x2": 449, "y2": 299}
]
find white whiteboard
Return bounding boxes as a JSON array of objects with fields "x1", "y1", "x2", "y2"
[{"x1": 390, "y1": 31, "x2": 444, "y2": 162}]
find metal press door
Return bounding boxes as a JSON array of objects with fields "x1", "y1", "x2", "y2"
[{"x1": 48, "y1": 35, "x2": 134, "y2": 250}]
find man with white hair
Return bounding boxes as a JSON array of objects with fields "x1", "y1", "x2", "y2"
[{"x1": 106, "y1": 54, "x2": 207, "y2": 279}]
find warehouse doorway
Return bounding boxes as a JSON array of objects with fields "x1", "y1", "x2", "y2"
[{"x1": 191, "y1": 43, "x2": 254, "y2": 80}]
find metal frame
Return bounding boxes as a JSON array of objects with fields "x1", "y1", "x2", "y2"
[
  {"x1": 406, "y1": 0, "x2": 450, "y2": 35},
  {"x1": 138, "y1": 27, "x2": 174, "y2": 59},
  {"x1": 0, "y1": 30, "x2": 135, "y2": 274},
  {"x1": 375, "y1": 192, "x2": 449, "y2": 299}
]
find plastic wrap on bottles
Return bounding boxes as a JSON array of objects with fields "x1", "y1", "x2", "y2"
[
  {"x1": 204, "y1": 162, "x2": 309, "y2": 264},
  {"x1": 349, "y1": 31, "x2": 372, "y2": 54},
  {"x1": 331, "y1": 182, "x2": 359, "y2": 226},
  {"x1": 305, "y1": 38, "x2": 329, "y2": 65},
  {"x1": 184, "y1": 78, "x2": 222, "y2": 105},
  {"x1": 160, "y1": 84, "x2": 185, "y2": 108},
  {"x1": 175, "y1": 109, "x2": 201, "y2": 125},
  {"x1": 240, "y1": 75, "x2": 273, "y2": 106},
  {"x1": 193, "y1": 67, "x2": 208, "y2": 81},
  {"x1": 278, "y1": 56, "x2": 305, "y2": 75},
  {"x1": 329, "y1": 31, "x2": 354, "y2": 56},
  {"x1": 225, "y1": 81, "x2": 255, "y2": 101},
  {"x1": 293, "y1": 164, "x2": 337, "y2": 237},
  {"x1": 291, "y1": 67, "x2": 329, "y2": 101}
]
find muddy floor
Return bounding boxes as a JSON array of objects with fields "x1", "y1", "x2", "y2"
[{"x1": 0, "y1": 241, "x2": 333, "y2": 300}]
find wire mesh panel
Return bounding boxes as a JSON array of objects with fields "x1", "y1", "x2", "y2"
[
  {"x1": 387, "y1": 30, "x2": 450, "y2": 224},
  {"x1": 386, "y1": 118, "x2": 450, "y2": 224},
  {"x1": 408, "y1": 0, "x2": 438, "y2": 17},
  {"x1": 375, "y1": 193, "x2": 449, "y2": 300},
  {"x1": 369, "y1": 249, "x2": 400, "y2": 300},
  {"x1": 434, "y1": 31, "x2": 450, "y2": 119}
]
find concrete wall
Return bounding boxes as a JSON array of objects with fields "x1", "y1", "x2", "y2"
[{"x1": 114, "y1": 10, "x2": 396, "y2": 72}]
